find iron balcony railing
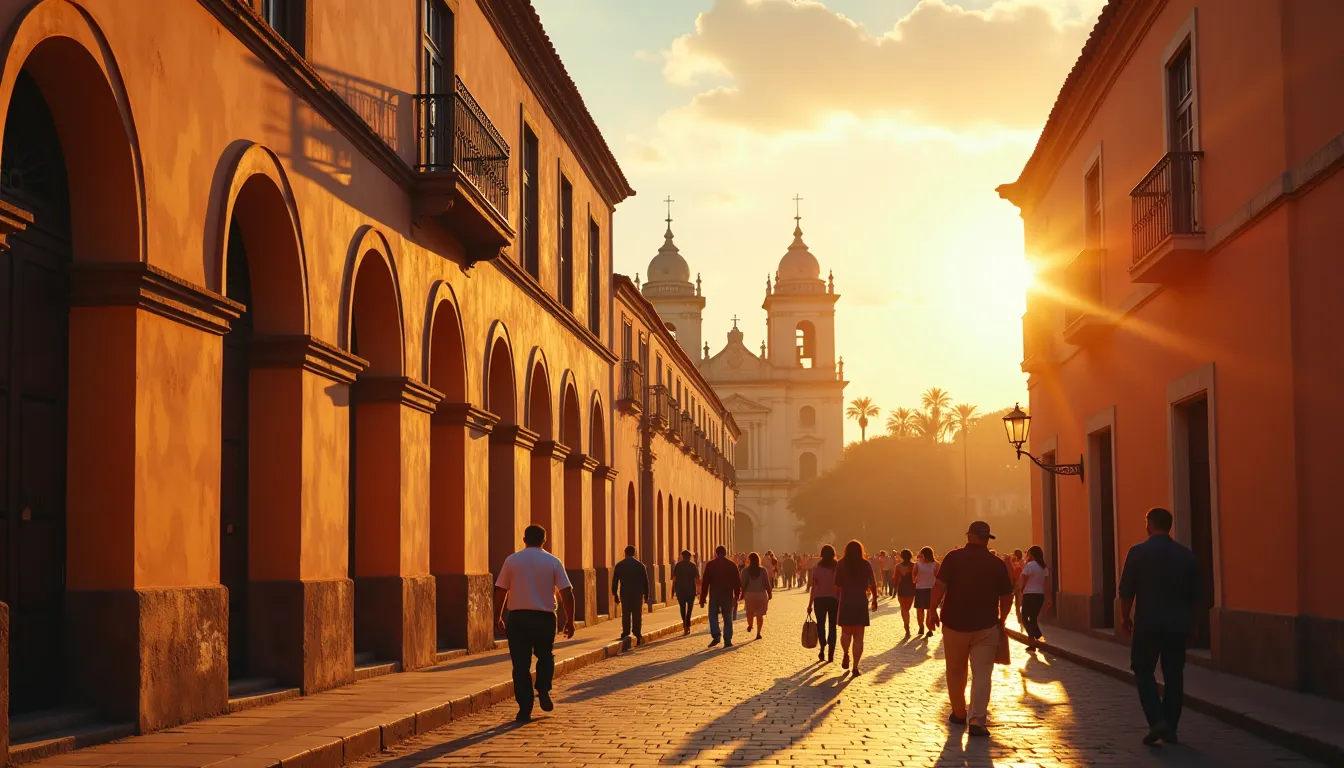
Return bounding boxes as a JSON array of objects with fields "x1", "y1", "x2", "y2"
[
  {"x1": 618, "y1": 360, "x2": 643, "y2": 407},
  {"x1": 1131, "y1": 151, "x2": 1203, "y2": 264},
  {"x1": 1063, "y1": 249, "x2": 1103, "y2": 329},
  {"x1": 414, "y1": 76, "x2": 510, "y2": 216}
]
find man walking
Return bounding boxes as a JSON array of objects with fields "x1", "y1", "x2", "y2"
[
  {"x1": 928, "y1": 521, "x2": 1014, "y2": 738},
  {"x1": 782, "y1": 553, "x2": 797, "y2": 589},
  {"x1": 699, "y1": 545, "x2": 742, "y2": 648},
  {"x1": 672, "y1": 549, "x2": 700, "y2": 635},
  {"x1": 611, "y1": 545, "x2": 650, "y2": 647},
  {"x1": 494, "y1": 525, "x2": 575, "y2": 723},
  {"x1": 1119, "y1": 507, "x2": 1199, "y2": 746}
]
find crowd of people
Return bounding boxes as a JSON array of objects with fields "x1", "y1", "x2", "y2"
[{"x1": 494, "y1": 508, "x2": 1200, "y2": 749}]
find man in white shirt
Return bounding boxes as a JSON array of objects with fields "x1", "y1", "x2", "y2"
[{"x1": 494, "y1": 525, "x2": 576, "y2": 723}]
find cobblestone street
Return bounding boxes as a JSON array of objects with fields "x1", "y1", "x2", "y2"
[{"x1": 354, "y1": 590, "x2": 1318, "y2": 767}]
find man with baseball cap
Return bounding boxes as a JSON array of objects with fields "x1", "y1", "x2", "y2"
[{"x1": 928, "y1": 520, "x2": 1015, "y2": 737}]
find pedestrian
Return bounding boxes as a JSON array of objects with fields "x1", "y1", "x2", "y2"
[
  {"x1": 835, "y1": 539, "x2": 879, "y2": 675},
  {"x1": 611, "y1": 545, "x2": 649, "y2": 646},
  {"x1": 672, "y1": 549, "x2": 700, "y2": 636},
  {"x1": 700, "y1": 544, "x2": 743, "y2": 648},
  {"x1": 878, "y1": 550, "x2": 892, "y2": 600},
  {"x1": 493, "y1": 525, "x2": 575, "y2": 723},
  {"x1": 927, "y1": 521, "x2": 1015, "y2": 738},
  {"x1": 1017, "y1": 545, "x2": 1051, "y2": 651},
  {"x1": 807, "y1": 544, "x2": 840, "y2": 663},
  {"x1": 913, "y1": 546, "x2": 938, "y2": 636},
  {"x1": 742, "y1": 552, "x2": 774, "y2": 638},
  {"x1": 895, "y1": 548, "x2": 917, "y2": 634},
  {"x1": 782, "y1": 552, "x2": 797, "y2": 589},
  {"x1": 766, "y1": 551, "x2": 779, "y2": 587},
  {"x1": 1119, "y1": 507, "x2": 1199, "y2": 747}
]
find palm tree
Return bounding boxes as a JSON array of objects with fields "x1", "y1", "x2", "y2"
[
  {"x1": 921, "y1": 387, "x2": 952, "y2": 425},
  {"x1": 885, "y1": 406, "x2": 917, "y2": 437},
  {"x1": 947, "y1": 403, "x2": 980, "y2": 521},
  {"x1": 846, "y1": 397, "x2": 880, "y2": 441},
  {"x1": 911, "y1": 409, "x2": 949, "y2": 443}
]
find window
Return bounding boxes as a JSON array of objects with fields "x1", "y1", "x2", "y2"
[
  {"x1": 521, "y1": 126, "x2": 540, "y2": 278},
  {"x1": 559, "y1": 175, "x2": 574, "y2": 310},
  {"x1": 588, "y1": 218, "x2": 601, "y2": 334},
  {"x1": 665, "y1": 322, "x2": 677, "y2": 338},
  {"x1": 655, "y1": 354, "x2": 663, "y2": 387},
  {"x1": 420, "y1": 0, "x2": 453, "y2": 168},
  {"x1": 1084, "y1": 162, "x2": 1102, "y2": 249},
  {"x1": 799, "y1": 406, "x2": 816, "y2": 428},
  {"x1": 621, "y1": 319, "x2": 633, "y2": 361},
  {"x1": 795, "y1": 321, "x2": 815, "y2": 369},
  {"x1": 799, "y1": 452, "x2": 818, "y2": 481},
  {"x1": 261, "y1": 0, "x2": 305, "y2": 55},
  {"x1": 1168, "y1": 44, "x2": 1195, "y2": 152}
]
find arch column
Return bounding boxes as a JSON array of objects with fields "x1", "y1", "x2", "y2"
[
  {"x1": 593, "y1": 465, "x2": 619, "y2": 619},
  {"x1": 246, "y1": 335, "x2": 364, "y2": 694},
  {"x1": 563, "y1": 452, "x2": 598, "y2": 624},
  {"x1": 532, "y1": 440, "x2": 569, "y2": 550},
  {"x1": 350, "y1": 376, "x2": 442, "y2": 671},
  {"x1": 489, "y1": 425, "x2": 538, "y2": 576},
  {"x1": 432, "y1": 404, "x2": 498, "y2": 653}
]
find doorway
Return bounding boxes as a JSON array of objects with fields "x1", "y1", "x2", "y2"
[
  {"x1": 1089, "y1": 429, "x2": 1117, "y2": 629},
  {"x1": 1179, "y1": 396, "x2": 1215, "y2": 649},
  {"x1": 1040, "y1": 451, "x2": 1060, "y2": 617},
  {"x1": 221, "y1": 224, "x2": 253, "y2": 679}
]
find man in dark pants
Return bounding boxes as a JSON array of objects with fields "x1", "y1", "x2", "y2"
[
  {"x1": 611, "y1": 545, "x2": 649, "y2": 646},
  {"x1": 495, "y1": 525, "x2": 576, "y2": 723},
  {"x1": 1119, "y1": 507, "x2": 1199, "y2": 746},
  {"x1": 699, "y1": 545, "x2": 741, "y2": 648}
]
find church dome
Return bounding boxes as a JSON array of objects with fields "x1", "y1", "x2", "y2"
[
  {"x1": 646, "y1": 226, "x2": 692, "y2": 285},
  {"x1": 777, "y1": 224, "x2": 821, "y2": 282}
]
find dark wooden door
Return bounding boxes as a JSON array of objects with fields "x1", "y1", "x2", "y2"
[
  {"x1": 221, "y1": 225, "x2": 252, "y2": 678},
  {"x1": 1097, "y1": 431, "x2": 1117, "y2": 629},
  {"x1": 0, "y1": 71, "x2": 72, "y2": 714},
  {"x1": 1185, "y1": 397, "x2": 1214, "y2": 649}
]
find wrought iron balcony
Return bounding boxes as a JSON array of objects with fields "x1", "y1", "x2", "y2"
[
  {"x1": 617, "y1": 360, "x2": 643, "y2": 414},
  {"x1": 413, "y1": 77, "x2": 514, "y2": 266},
  {"x1": 1130, "y1": 151, "x2": 1205, "y2": 282},
  {"x1": 1062, "y1": 248, "x2": 1111, "y2": 344}
]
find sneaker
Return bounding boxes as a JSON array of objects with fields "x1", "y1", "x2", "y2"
[
  {"x1": 948, "y1": 713, "x2": 967, "y2": 725},
  {"x1": 1143, "y1": 721, "x2": 1169, "y2": 746},
  {"x1": 968, "y1": 723, "x2": 990, "y2": 738},
  {"x1": 538, "y1": 692, "x2": 554, "y2": 712},
  {"x1": 708, "y1": 637, "x2": 721, "y2": 648}
]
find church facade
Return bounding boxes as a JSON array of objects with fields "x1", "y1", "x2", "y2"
[{"x1": 641, "y1": 215, "x2": 847, "y2": 553}]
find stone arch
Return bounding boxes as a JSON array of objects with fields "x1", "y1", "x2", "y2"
[
  {"x1": 558, "y1": 373, "x2": 582, "y2": 452},
  {"x1": 342, "y1": 225, "x2": 405, "y2": 375},
  {"x1": 524, "y1": 348, "x2": 553, "y2": 440},
  {"x1": 736, "y1": 505, "x2": 760, "y2": 554},
  {"x1": 486, "y1": 328, "x2": 518, "y2": 588},
  {"x1": 484, "y1": 322, "x2": 516, "y2": 423},
  {"x1": 799, "y1": 451, "x2": 818, "y2": 481},
  {"x1": 424, "y1": 281, "x2": 467, "y2": 401},
  {"x1": 625, "y1": 482, "x2": 637, "y2": 549},
  {"x1": 588, "y1": 392, "x2": 606, "y2": 464}
]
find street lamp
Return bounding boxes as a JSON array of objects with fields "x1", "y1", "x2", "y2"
[{"x1": 1002, "y1": 403, "x2": 1084, "y2": 482}]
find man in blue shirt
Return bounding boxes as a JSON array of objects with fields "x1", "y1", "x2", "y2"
[{"x1": 1118, "y1": 507, "x2": 1199, "y2": 747}]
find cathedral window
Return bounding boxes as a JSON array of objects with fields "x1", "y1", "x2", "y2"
[
  {"x1": 799, "y1": 452, "x2": 818, "y2": 481},
  {"x1": 795, "y1": 321, "x2": 816, "y2": 368},
  {"x1": 799, "y1": 406, "x2": 816, "y2": 428}
]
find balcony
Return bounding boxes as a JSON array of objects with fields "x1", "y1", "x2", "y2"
[
  {"x1": 1062, "y1": 248, "x2": 1112, "y2": 345},
  {"x1": 617, "y1": 360, "x2": 643, "y2": 414},
  {"x1": 1129, "y1": 151, "x2": 1205, "y2": 283},
  {"x1": 667, "y1": 399, "x2": 683, "y2": 444},
  {"x1": 413, "y1": 77, "x2": 514, "y2": 266},
  {"x1": 648, "y1": 385, "x2": 669, "y2": 432},
  {"x1": 1020, "y1": 309, "x2": 1058, "y2": 375}
]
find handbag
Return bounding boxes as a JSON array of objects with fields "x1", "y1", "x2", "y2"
[
  {"x1": 801, "y1": 609, "x2": 819, "y2": 649},
  {"x1": 994, "y1": 625, "x2": 1011, "y2": 665}
]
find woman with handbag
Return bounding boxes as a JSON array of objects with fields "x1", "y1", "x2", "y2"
[
  {"x1": 806, "y1": 544, "x2": 840, "y2": 663},
  {"x1": 835, "y1": 540, "x2": 879, "y2": 676}
]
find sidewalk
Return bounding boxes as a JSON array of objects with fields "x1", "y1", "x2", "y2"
[
  {"x1": 26, "y1": 602, "x2": 708, "y2": 768},
  {"x1": 1003, "y1": 616, "x2": 1344, "y2": 765}
]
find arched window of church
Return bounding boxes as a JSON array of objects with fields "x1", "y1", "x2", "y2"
[
  {"x1": 735, "y1": 430, "x2": 750, "y2": 470},
  {"x1": 665, "y1": 321, "x2": 677, "y2": 339},
  {"x1": 799, "y1": 452, "x2": 818, "y2": 481},
  {"x1": 795, "y1": 321, "x2": 816, "y2": 369},
  {"x1": 799, "y1": 406, "x2": 816, "y2": 428}
]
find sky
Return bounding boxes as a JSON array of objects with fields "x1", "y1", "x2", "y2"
[{"x1": 531, "y1": 0, "x2": 1107, "y2": 443}]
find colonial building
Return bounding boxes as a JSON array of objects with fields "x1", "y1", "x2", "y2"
[
  {"x1": 612, "y1": 274, "x2": 738, "y2": 602},
  {"x1": 998, "y1": 0, "x2": 1344, "y2": 699},
  {"x1": 0, "y1": 0, "x2": 728, "y2": 756},
  {"x1": 640, "y1": 214, "x2": 846, "y2": 553}
]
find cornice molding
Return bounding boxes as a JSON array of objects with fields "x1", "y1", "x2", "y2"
[
  {"x1": 491, "y1": 423, "x2": 540, "y2": 451},
  {"x1": 353, "y1": 375, "x2": 445, "y2": 414},
  {"x1": 433, "y1": 402, "x2": 501, "y2": 434},
  {"x1": 594, "y1": 464, "x2": 619, "y2": 482},
  {"x1": 564, "y1": 452, "x2": 601, "y2": 473},
  {"x1": 533, "y1": 439, "x2": 571, "y2": 461},
  {"x1": 71, "y1": 261, "x2": 244, "y2": 336},
  {"x1": 251, "y1": 334, "x2": 368, "y2": 384},
  {"x1": 493, "y1": 256, "x2": 617, "y2": 363}
]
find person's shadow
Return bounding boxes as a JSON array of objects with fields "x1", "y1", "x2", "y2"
[{"x1": 936, "y1": 729, "x2": 994, "y2": 767}]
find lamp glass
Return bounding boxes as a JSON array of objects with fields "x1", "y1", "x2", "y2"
[{"x1": 1003, "y1": 403, "x2": 1030, "y2": 447}]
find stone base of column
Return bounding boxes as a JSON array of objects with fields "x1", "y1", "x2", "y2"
[
  {"x1": 655, "y1": 564, "x2": 669, "y2": 604},
  {"x1": 248, "y1": 578, "x2": 353, "y2": 693},
  {"x1": 566, "y1": 568, "x2": 598, "y2": 625},
  {"x1": 354, "y1": 575, "x2": 437, "y2": 671},
  {"x1": 435, "y1": 573, "x2": 495, "y2": 653},
  {"x1": 66, "y1": 586, "x2": 229, "y2": 732},
  {"x1": 1, "y1": 600, "x2": 9, "y2": 763},
  {"x1": 594, "y1": 567, "x2": 611, "y2": 619}
]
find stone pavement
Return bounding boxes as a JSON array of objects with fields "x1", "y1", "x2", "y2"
[
  {"x1": 351, "y1": 590, "x2": 1323, "y2": 768},
  {"x1": 27, "y1": 600, "x2": 704, "y2": 768}
]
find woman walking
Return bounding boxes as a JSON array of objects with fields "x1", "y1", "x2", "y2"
[
  {"x1": 895, "y1": 549, "x2": 917, "y2": 635},
  {"x1": 672, "y1": 550, "x2": 700, "y2": 636},
  {"x1": 913, "y1": 546, "x2": 939, "y2": 636},
  {"x1": 807, "y1": 545, "x2": 840, "y2": 663},
  {"x1": 1018, "y1": 545, "x2": 1052, "y2": 650},
  {"x1": 741, "y1": 552, "x2": 773, "y2": 639},
  {"x1": 835, "y1": 540, "x2": 878, "y2": 675}
]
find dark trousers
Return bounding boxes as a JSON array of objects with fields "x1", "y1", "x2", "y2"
[
  {"x1": 1021, "y1": 593, "x2": 1046, "y2": 640},
  {"x1": 620, "y1": 593, "x2": 645, "y2": 638},
  {"x1": 1131, "y1": 630, "x2": 1187, "y2": 730},
  {"x1": 813, "y1": 597, "x2": 839, "y2": 655},
  {"x1": 506, "y1": 610, "x2": 556, "y2": 712},
  {"x1": 677, "y1": 594, "x2": 694, "y2": 631}
]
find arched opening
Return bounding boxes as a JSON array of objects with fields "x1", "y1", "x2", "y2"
[
  {"x1": 799, "y1": 451, "x2": 818, "y2": 481},
  {"x1": 735, "y1": 513, "x2": 756, "y2": 555},
  {"x1": 527, "y1": 361, "x2": 555, "y2": 548},
  {"x1": 655, "y1": 493, "x2": 665, "y2": 572},
  {"x1": 348, "y1": 249, "x2": 403, "y2": 663},
  {"x1": 795, "y1": 320, "x2": 816, "y2": 369},
  {"x1": 625, "y1": 482, "x2": 637, "y2": 550},
  {"x1": 665, "y1": 321, "x2": 677, "y2": 339},
  {"x1": 589, "y1": 403, "x2": 608, "y2": 574},
  {"x1": 675, "y1": 498, "x2": 683, "y2": 561},
  {"x1": 799, "y1": 405, "x2": 816, "y2": 428},
  {"x1": 427, "y1": 293, "x2": 470, "y2": 650},
  {"x1": 486, "y1": 336, "x2": 517, "y2": 581},
  {"x1": 560, "y1": 382, "x2": 582, "y2": 570}
]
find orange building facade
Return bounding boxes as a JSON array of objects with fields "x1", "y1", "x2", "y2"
[
  {"x1": 0, "y1": 0, "x2": 733, "y2": 753},
  {"x1": 611, "y1": 275, "x2": 739, "y2": 603},
  {"x1": 999, "y1": 0, "x2": 1344, "y2": 699}
]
